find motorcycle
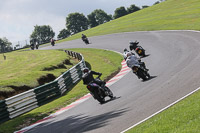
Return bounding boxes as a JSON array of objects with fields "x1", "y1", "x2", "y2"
[
  {"x1": 30, "y1": 43, "x2": 39, "y2": 50},
  {"x1": 82, "y1": 37, "x2": 89, "y2": 44},
  {"x1": 129, "y1": 41, "x2": 146, "y2": 57},
  {"x1": 135, "y1": 46, "x2": 146, "y2": 57},
  {"x1": 87, "y1": 75, "x2": 113, "y2": 104},
  {"x1": 30, "y1": 44, "x2": 34, "y2": 50},
  {"x1": 51, "y1": 41, "x2": 55, "y2": 46},
  {"x1": 132, "y1": 65, "x2": 150, "y2": 80}
]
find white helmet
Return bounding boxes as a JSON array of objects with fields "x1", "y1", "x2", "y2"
[
  {"x1": 82, "y1": 67, "x2": 89, "y2": 73},
  {"x1": 126, "y1": 52, "x2": 132, "y2": 57}
]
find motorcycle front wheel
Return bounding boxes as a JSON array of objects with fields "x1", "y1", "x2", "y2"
[
  {"x1": 137, "y1": 68, "x2": 147, "y2": 80},
  {"x1": 105, "y1": 86, "x2": 113, "y2": 98},
  {"x1": 94, "y1": 90, "x2": 105, "y2": 104}
]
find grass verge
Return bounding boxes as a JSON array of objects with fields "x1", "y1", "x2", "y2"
[
  {"x1": 0, "y1": 50, "x2": 79, "y2": 100},
  {"x1": 126, "y1": 90, "x2": 200, "y2": 133},
  {"x1": 0, "y1": 48, "x2": 123, "y2": 133},
  {"x1": 57, "y1": 0, "x2": 200, "y2": 43}
]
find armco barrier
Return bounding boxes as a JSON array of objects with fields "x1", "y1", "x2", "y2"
[
  {"x1": 0, "y1": 50, "x2": 86, "y2": 124},
  {"x1": 0, "y1": 100, "x2": 10, "y2": 123}
]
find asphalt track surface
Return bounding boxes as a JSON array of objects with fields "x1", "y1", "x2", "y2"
[{"x1": 28, "y1": 31, "x2": 200, "y2": 133}]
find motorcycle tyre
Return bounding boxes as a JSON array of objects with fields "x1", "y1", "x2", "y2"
[
  {"x1": 105, "y1": 86, "x2": 113, "y2": 98},
  {"x1": 94, "y1": 90, "x2": 105, "y2": 104},
  {"x1": 137, "y1": 68, "x2": 147, "y2": 80}
]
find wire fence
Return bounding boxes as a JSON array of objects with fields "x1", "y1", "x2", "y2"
[{"x1": 12, "y1": 39, "x2": 31, "y2": 50}]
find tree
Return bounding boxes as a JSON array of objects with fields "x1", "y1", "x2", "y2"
[
  {"x1": 0, "y1": 37, "x2": 12, "y2": 53},
  {"x1": 127, "y1": 4, "x2": 140, "y2": 14},
  {"x1": 113, "y1": 6, "x2": 128, "y2": 19},
  {"x1": 66, "y1": 12, "x2": 88, "y2": 34},
  {"x1": 154, "y1": 1, "x2": 160, "y2": 5},
  {"x1": 87, "y1": 9, "x2": 112, "y2": 28},
  {"x1": 30, "y1": 25, "x2": 55, "y2": 44},
  {"x1": 142, "y1": 5, "x2": 149, "y2": 9},
  {"x1": 57, "y1": 29, "x2": 71, "y2": 40}
]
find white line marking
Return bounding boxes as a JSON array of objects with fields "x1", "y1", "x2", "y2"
[{"x1": 121, "y1": 87, "x2": 200, "y2": 133}]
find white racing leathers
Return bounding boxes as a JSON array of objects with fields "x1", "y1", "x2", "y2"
[{"x1": 126, "y1": 55, "x2": 140, "y2": 68}]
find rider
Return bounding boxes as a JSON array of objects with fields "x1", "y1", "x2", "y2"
[
  {"x1": 126, "y1": 52, "x2": 148, "y2": 75},
  {"x1": 123, "y1": 48, "x2": 135, "y2": 61},
  {"x1": 82, "y1": 67, "x2": 105, "y2": 86},
  {"x1": 129, "y1": 40, "x2": 139, "y2": 51},
  {"x1": 81, "y1": 34, "x2": 87, "y2": 41},
  {"x1": 51, "y1": 38, "x2": 55, "y2": 46}
]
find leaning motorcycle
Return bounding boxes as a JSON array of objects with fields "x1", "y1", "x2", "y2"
[
  {"x1": 30, "y1": 44, "x2": 34, "y2": 50},
  {"x1": 82, "y1": 37, "x2": 89, "y2": 44},
  {"x1": 87, "y1": 75, "x2": 113, "y2": 104},
  {"x1": 135, "y1": 46, "x2": 146, "y2": 57},
  {"x1": 132, "y1": 65, "x2": 150, "y2": 80}
]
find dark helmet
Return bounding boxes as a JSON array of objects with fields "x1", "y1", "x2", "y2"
[
  {"x1": 124, "y1": 48, "x2": 128, "y2": 52},
  {"x1": 82, "y1": 67, "x2": 89, "y2": 73},
  {"x1": 129, "y1": 41, "x2": 134, "y2": 44}
]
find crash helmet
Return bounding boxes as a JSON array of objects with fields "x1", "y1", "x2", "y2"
[
  {"x1": 82, "y1": 67, "x2": 89, "y2": 73},
  {"x1": 126, "y1": 52, "x2": 132, "y2": 57},
  {"x1": 129, "y1": 41, "x2": 134, "y2": 44},
  {"x1": 124, "y1": 48, "x2": 128, "y2": 52}
]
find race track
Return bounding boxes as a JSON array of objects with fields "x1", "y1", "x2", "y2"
[{"x1": 28, "y1": 31, "x2": 200, "y2": 133}]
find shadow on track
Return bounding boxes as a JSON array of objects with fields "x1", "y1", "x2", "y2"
[
  {"x1": 28, "y1": 108, "x2": 129, "y2": 133},
  {"x1": 142, "y1": 75, "x2": 157, "y2": 82},
  {"x1": 100, "y1": 96, "x2": 121, "y2": 105},
  {"x1": 140, "y1": 54, "x2": 150, "y2": 58}
]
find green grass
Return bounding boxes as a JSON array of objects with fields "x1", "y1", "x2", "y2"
[
  {"x1": 126, "y1": 90, "x2": 200, "y2": 133},
  {"x1": 0, "y1": 48, "x2": 123, "y2": 133},
  {"x1": 0, "y1": 50, "x2": 79, "y2": 99},
  {"x1": 1, "y1": 0, "x2": 200, "y2": 132},
  {"x1": 57, "y1": 0, "x2": 200, "y2": 43}
]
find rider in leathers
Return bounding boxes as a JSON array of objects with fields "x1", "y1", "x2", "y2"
[
  {"x1": 126, "y1": 52, "x2": 148, "y2": 78},
  {"x1": 82, "y1": 67, "x2": 105, "y2": 86}
]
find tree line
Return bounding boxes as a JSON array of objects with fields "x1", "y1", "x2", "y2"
[
  {"x1": 0, "y1": 1, "x2": 164, "y2": 53},
  {"x1": 30, "y1": 4, "x2": 144, "y2": 44}
]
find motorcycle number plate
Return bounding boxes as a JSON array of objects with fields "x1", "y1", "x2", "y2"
[{"x1": 138, "y1": 50, "x2": 142, "y2": 54}]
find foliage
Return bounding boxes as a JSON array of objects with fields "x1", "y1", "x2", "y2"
[
  {"x1": 127, "y1": 4, "x2": 140, "y2": 14},
  {"x1": 0, "y1": 37, "x2": 13, "y2": 53},
  {"x1": 142, "y1": 5, "x2": 149, "y2": 9},
  {"x1": 30, "y1": 25, "x2": 55, "y2": 44},
  {"x1": 87, "y1": 9, "x2": 112, "y2": 28},
  {"x1": 66, "y1": 12, "x2": 88, "y2": 34},
  {"x1": 57, "y1": 29, "x2": 71, "y2": 40},
  {"x1": 113, "y1": 6, "x2": 128, "y2": 19},
  {"x1": 154, "y1": 1, "x2": 160, "y2": 5}
]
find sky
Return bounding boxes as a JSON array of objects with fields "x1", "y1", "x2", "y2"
[{"x1": 0, "y1": 0, "x2": 159, "y2": 46}]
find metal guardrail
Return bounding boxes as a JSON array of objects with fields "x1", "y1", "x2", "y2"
[{"x1": 0, "y1": 50, "x2": 86, "y2": 124}]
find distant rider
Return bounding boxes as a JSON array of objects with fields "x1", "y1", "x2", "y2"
[
  {"x1": 129, "y1": 40, "x2": 139, "y2": 51},
  {"x1": 81, "y1": 34, "x2": 87, "y2": 41},
  {"x1": 51, "y1": 38, "x2": 55, "y2": 46}
]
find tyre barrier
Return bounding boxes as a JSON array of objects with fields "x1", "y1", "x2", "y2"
[{"x1": 0, "y1": 50, "x2": 86, "y2": 124}]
